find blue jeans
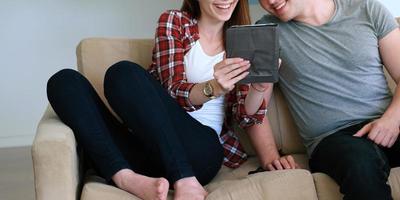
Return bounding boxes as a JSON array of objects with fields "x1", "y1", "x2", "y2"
[
  {"x1": 310, "y1": 122, "x2": 400, "y2": 200},
  {"x1": 46, "y1": 61, "x2": 223, "y2": 185}
]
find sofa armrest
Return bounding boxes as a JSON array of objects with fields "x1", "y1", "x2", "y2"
[{"x1": 32, "y1": 105, "x2": 80, "y2": 200}]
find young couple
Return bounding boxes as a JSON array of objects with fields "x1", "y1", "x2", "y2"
[{"x1": 47, "y1": 0, "x2": 400, "y2": 200}]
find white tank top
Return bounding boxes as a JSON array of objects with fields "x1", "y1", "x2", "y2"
[{"x1": 184, "y1": 41, "x2": 225, "y2": 135}]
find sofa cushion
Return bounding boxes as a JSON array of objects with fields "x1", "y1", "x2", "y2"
[
  {"x1": 76, "y1": 38, "x2": 154, "y2": 120},
  {"x1": 76, "y1": 38, "x2": 307, "y2": 158},
  {"x1": 312, "y1": 167, "x2": 400, "y2": 200},
  {"x1": 206, "y1": 169, "x2": 318, "y2": 200},
  {"x1": 81, "y1": 156, "x2": 311, "y2": 200},
  {"x1": 389, "y1": 167, "x2": 400, "y2": 200},
  {"x1": 312, "y1": 173, "x2": 343, "y2": 200},
  {"x1": 81, "y1": 180, "x2": 143, "y2": 200}
]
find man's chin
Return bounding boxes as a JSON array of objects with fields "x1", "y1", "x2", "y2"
[
  {"x1": 275, "y1": 14, "x2": 292, "y2": 22},
  {"x1": 280, "y1": 18, "x2": 291, "y2": 22}
]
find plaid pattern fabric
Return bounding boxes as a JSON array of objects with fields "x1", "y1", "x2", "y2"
[{"x1": 148, "y1": 10, "x2": 267, "y2": 168}]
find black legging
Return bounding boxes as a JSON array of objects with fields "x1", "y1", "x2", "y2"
[{"x1": 46, "y1": 61, "x2": 223, "y2": 185}]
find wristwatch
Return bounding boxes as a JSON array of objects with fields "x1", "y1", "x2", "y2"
[{"x1": 203, "y1": 81, "x2": 217, "y2": 99}]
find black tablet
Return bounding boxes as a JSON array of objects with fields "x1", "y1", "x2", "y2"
[{"x1": 226, "y1": 24, "x2": 280, "y2": 84}]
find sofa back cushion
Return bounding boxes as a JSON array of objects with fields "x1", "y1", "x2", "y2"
[
  {"x1": 76, "y1": 15, "x2": 398, "y2": 156},
  {"x1": 76, "y1": 38, "x2": 306, "y2": 156},
  {"x1": 77, "y1": 38, "x2": 154, "y2": 117}
]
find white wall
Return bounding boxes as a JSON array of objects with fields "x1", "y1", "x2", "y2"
[
  {"x1": 0, "y1": 0, "x2": 181, "y2": 147},
  {"x1": 0, "y1": 0, "x2": 399, "y2": 148},
  {"x1": 379, "y1": 0, "x2": 400, "y2": 17}
]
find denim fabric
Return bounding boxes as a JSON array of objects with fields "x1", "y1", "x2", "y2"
[
  {"x1": 46, "y1": 61, "x2": 223, "y2": 185},
  {"x1": 310, "y1": 122, "x2": 400, "y2": 200}
]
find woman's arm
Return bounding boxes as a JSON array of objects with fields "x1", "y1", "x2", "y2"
[
  {"x1": 153, "y1": 11, "x2": 251, "y2": 108},
  {"x1": 152, "y1": 11, "x2": 200, "y2": 111}
]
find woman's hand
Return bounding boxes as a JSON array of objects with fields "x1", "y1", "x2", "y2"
[
  {"x1": 213, "y1": 58, "x2": 250, "y2": 96},
  {"x1": 266, "y1": 155, "x2": 301, "y2": 171}
]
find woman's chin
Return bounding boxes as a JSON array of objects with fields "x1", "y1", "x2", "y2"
[{"x1": 216, "y1": 14, "x2": 233, "y2": 22}]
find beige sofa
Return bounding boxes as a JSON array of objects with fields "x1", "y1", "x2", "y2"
[{"x1": 33, "y1": 18, "x2": 400, "y2": 200}]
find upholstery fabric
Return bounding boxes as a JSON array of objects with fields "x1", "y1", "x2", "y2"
[
  {"x1": 32, "y1": 106, "x2": 80, "y2": 200},
  {"x1": 32, "y1": 17, "x2": 400, "y2": 200}
]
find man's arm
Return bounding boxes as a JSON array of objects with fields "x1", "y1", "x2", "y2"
[
  {"x1": 354, "y1": 28, "x2": 400, "y2": 147},
  {"x1": 246, "y1": 91, "x2": 299, "y2": 170},
  {"x1": 246, "y1": 117, "x2": 299, "y2": 170}
]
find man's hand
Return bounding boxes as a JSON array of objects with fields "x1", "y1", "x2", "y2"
[
  {"x1": 353, "y1": 117, "x2": 400, "y2": 148},
  {"x1": 266, "y1": 155, "x2": 300, "y2": 171}
]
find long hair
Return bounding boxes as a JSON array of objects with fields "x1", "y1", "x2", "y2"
[{"x1": 181, "y1": 0, "x2": 251, "y2": 45}]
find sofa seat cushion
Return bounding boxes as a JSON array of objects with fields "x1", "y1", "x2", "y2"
[
  {"x1": 81, "y1": 170, "x2": 318, "y2": 200},
  {"x1": 81, "y1": 180, "x2": 143, "y2": 200},
  {"x1": 80, "y1": 155, "x2": 312, "y2": 200},
  {"x1": 206, "y1": 169, "x2": 318, "y2": 200},
  {"x1": 389, "y1": 167, "x2": 400, "y2": 200}
]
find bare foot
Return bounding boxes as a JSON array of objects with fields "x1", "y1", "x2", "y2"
[
  {"x1": 173, "y1": 177, "x2": 208, "y2": 200},
  {"x1": 113, "y1": 169, "x2": 169, "y2": 200}
]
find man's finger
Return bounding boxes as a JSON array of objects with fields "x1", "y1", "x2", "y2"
[
  {"x1": 354, "y1": 123, "x2": 372, "y2": 137},
  {"x1": 267, "y1": 164, "x2": 276, "y2": 171},
  {"x1": 273, "y1": 160, "x2": 283, "y2": 170},
  {"x1": 373, "y1": 130, "x2": 386, "y2": 145},
  {"x1": 368, "y1": 128, "x2": 380, "y2": 141},
  {"x1": 286, "y1": 155, "x2": 296, "y2": 169},
  {"x1": 380, "y1": 134, "x2": 392, "y2": 147},
  {"x1": 279, "y1": 158, "x2": 291, "y2": 169}
]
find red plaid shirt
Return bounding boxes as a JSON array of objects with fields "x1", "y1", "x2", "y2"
[{"x1": 148, "y1": 10, "x2": 267, "y2": 168}]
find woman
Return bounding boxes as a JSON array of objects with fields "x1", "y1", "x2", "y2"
[{"x1": 47, "y1": 0, "x2": 297, "y2": 200}]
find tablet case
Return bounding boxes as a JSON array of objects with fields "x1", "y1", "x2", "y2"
[{"x1": 226, "y1": 24, "x2": 279, "y2": 84}]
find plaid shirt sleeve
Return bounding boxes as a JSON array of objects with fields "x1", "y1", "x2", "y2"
[
  {"x1": 152, "y1": 11, "x2": 201, "y2": 111},
  {"x1": 231, "y1": 84, "x2": 267, "y2": 128}
]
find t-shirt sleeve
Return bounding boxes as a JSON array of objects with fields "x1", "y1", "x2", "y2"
[{"x1": 366, "y1": 0, "x2": 399, "y2": 40}]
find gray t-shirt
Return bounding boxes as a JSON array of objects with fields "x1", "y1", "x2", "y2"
[{"x1": 257, "y1": 0, "x2": 399, "y2": 155}]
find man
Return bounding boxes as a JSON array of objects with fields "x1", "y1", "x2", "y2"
[{"x1": 257, "y1": 0, "x2": 400, "y2": 199}]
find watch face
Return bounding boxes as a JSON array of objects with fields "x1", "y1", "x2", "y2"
[
  {"x1": 205, "y1": 83, "x2": 212, "y2": 96},
  {"x1": 204, "y1": 81, "x2": 214, "y2": 97}
]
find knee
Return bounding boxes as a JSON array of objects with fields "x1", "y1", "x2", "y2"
[
  {"x1": 340, "y1": 155, "x2": 391, "y2": 200},
  {"x1": 104, "y1": 61, "x2": 144, "y2": 84},
  {"x1": 104, "y1": 60, "x2": 145, "y2": 96},
  {"x1": 47, "y1": 68, "x2": 83, "y2": 93},
  {"x1": 342, "y1": 149, "x2": 390, "y2": 182}
]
